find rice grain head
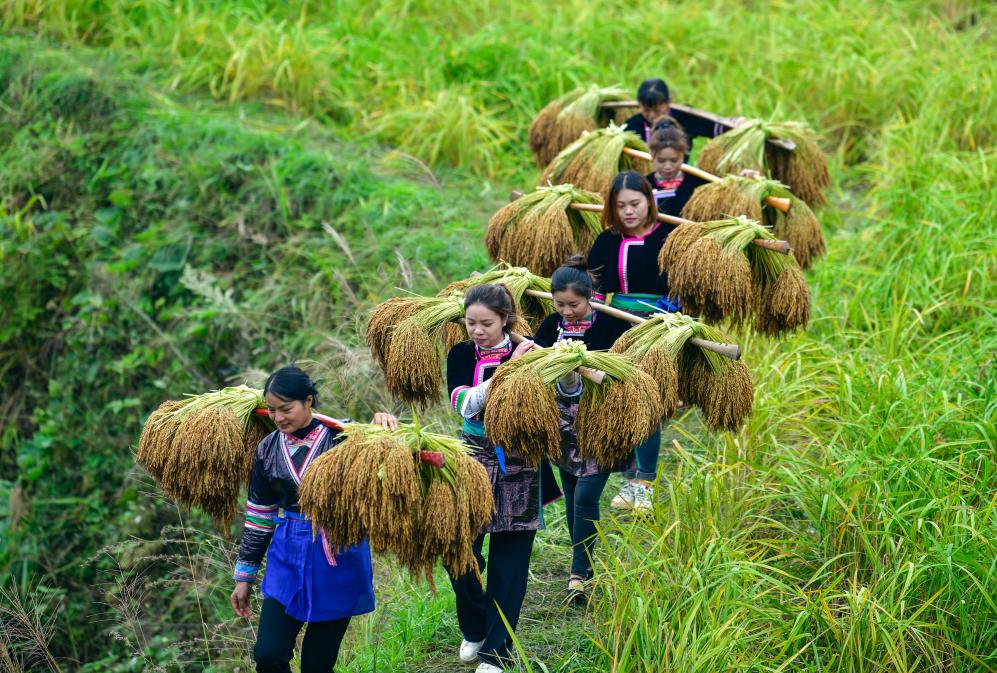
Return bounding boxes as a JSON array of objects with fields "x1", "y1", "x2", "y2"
[
  {"x1": 658, "y1": 222, "x2": 704, "y2": 272},
  {"x1": 765, "y1": 139, "x2": 830, "y2": 208},
  {"x1": 541, "y1": 125, "x2": 651, "y2": 194},
  {"x1": 442, "y1": 321, "x2": 469, "y2": 351},
  {"x1": 136, "y1": 400, "x2": 185, "y2": 480},
  {"x1": 162, "y1": 406, "x2": 247, "y2": 530},
  {"x1": 773, "y1": 195, "x2": 825, "y2": 270},
  {"x1": 682, "y1": 180, "x2": 763, "y2": 223},
  {"x1": 576, "y1": 372, "x2": 661, "y2": 468},
  {"x1": 633, "y1": 347, "x2": 680, "y2": 421},
  {"x1": 754, "y1": 266, "x2": 811, "y2": 335},
  {"x1": 699, "y1": 360, "x2": 754, "y2": 432},
  {"x1": 384, "y1": 318, "x2": 443, "y2": 405},
  {"x1": 668, "y1": 236, "x2": 729, "y2": 322},
  {"x1": 366, "y1": 297, "x2": 424, "y2": 370},
  {"x1": 483, "y1": 364, "x2": 560, "y2": 466}
]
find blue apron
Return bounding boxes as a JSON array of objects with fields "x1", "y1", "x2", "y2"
[{"x1": 261, "y1": 511, "x2": 375, "y2": 622}]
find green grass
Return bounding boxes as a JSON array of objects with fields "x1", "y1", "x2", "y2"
[{"x1": 1, "y1": 0, "x2": 995, "y2": 671}]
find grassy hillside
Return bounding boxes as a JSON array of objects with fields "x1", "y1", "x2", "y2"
[{"x1": 1, "y1": 0, "x2": 995, "y2": 671}]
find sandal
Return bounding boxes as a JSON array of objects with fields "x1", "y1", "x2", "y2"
[{"x1": 567, "y1": 574, "x2": 586, "y2": 606}]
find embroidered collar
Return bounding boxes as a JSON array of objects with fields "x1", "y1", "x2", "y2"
[
  {"x1": 475, "y1": 334, "x2": 512, "y2": 358},
  {"x1": 558, "y1": 312, "x2": 596, "y2": 337},
  {"x1": 653, "y1": 173, "x2": 684, "y2": 190},
  {"x1": 280, "y1": 424, "x2": 327, "y2": 484}
]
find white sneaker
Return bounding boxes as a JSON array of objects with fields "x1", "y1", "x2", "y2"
[
  {"x1": 610, "y1": 481, "x2": 636, "y2": 509},
  {"x1": 475, "y1": 663, "x2": 503, "y2": 673},
  {"x1": 631, "y1": 483, "x2": 653, "y2": 511},
  {"x1": 459, "y1": 638, "x2": 484, "y2": 664}
]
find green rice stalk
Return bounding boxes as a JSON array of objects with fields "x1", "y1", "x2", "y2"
[{"x1": 540, "y1": 123, "x2": 651, "y2": 194}]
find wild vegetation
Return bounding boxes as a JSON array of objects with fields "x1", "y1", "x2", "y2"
[{"x1": 1, "y1": 0, "x2": 995, "y2": 671}]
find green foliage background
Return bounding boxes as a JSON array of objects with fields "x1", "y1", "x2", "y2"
[{"x1": 0, "y1": 0, "x2": 995, "y2": 671}]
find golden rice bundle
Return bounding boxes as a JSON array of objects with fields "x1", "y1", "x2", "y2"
[
  {"x1": 681, "y1": 176, "x2": 824, "y2": 270},
  {"x1": 486, "y1": 184, "x2": 603, "y2": 276},
  {"x1": 574, "y1": 368, "x2": 660, "y2": 466},
  {"x1": 540, "y1": 124, "x2": 651, "y2": 195},
  {"x1": 658, "y1": 222, "x2": 704, "y2": 271},
  {"x1": 681, "y1": 175, "x2": 765, "y2": 223},
  {"x1": 371, "y1": 283, "x2": 546, "y2": 405},
  {"x1": 610, "y1": 326, "x2": 680, "y2": 422},
  {"x1": 365, "y1": 297, "x2": 429, "y2": 369},
  {"x1": 298, "y1": 422, "x2": 494, "y2": 582},
  {"x1": 754, "y1": 265, "x2": 811, "y2": 336},
  {"x1": 659, "y1": 216, "x2": 810, "y2": 334},
  {"x1": 696, "y1": 119, "x2": 830, "y2": 208},
  {"x1": 616, "y1": 314, "x2": 754, "y2": 433},
  {"x1": 384, "y1": 317, "x2": 446, "y2": 405},
  {"x1": 441, "y1": 264, "x2": 555, "y2": 328},
  {"x1": 136, "y1": 400, "x2": 185, "y2": 480},
  {"x1": 485, "y1": 341, "x2": 659, "y2": 469},
  {"x1": 668, "y1": 236, "x2": 753, "y2": 324},
  {"x1": 771, "y1": 194, "x2": 825, "y2": 270},
  {"x1": 483, "y1": 362, "x2": 562, "y2": 466},
  {"x1": 135, "y1": 385, "x2": 272, "y2": 530},
  {"x1": 528, "y1": 85, "x2": 631, "y2": 168}
]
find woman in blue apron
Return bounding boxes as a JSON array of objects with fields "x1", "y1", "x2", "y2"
[
  {"x1": 230, "y1": 366, "x2": 398, "y2": 673},
  {"x1": 587, "y1": 171, "x2": 676, "y2": 511},
  {"x1": 445, "y1": 284, "x2": 562, "y2": 673}
]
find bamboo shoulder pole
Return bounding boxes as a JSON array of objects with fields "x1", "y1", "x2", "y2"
[
  {"x1": 598, "y1": 100, "x2": 797, "y2": 151},
  {"x1": 567, "y1": 202, "x2": 792, "y2": 254},
  {"x1": 621, "y1": 147, "x2": 792, "y2": 213},
  {"x1": 522, "y1": 290, "x2": 742, "y2": 360}
]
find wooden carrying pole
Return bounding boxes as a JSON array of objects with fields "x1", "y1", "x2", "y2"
[
  {"x1": 251, "y1": 409, "x2": 446, "y2": 467},
  {"x1": 621, "y1": 146, "x2": 792, "y2": 213},
  {"x1": 508, "y1": 332, "x2": 607, "y2": 384},
  {"x1": 522, "y1": 290, "x2": 742, "y2": 361},
  {"x1": 567, "y1": 202, "x2": 792, "y2": 254},
  {"x1": 599, "y1": 100, "x2": 797, "y2": 152}
]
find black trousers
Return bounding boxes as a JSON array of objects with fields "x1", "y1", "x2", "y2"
[
  {"x1": 254, "y1": 597, "x2": 351, "y2": 673},
  {"x1": 448, "y1": 529, "x2": 537, "y2": 669},
  {"x1": 559, "y1": 468, "x2": 611, "y2": 578}
]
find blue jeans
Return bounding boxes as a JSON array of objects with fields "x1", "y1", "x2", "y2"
[
  {"x1": 559, "y1": 468, "x2": 611, "y2": 578},
  {"x1": 623, "y1": 426, "x2": 661, "y2": 481}
]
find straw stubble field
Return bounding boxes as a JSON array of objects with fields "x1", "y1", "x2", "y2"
[{"x1": 0, "y1": 0, "x2": 995, "y2": 671}]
